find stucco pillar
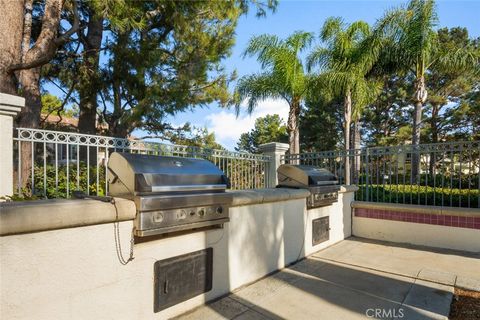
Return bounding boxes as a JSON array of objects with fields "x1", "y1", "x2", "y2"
[
  {"x1": 0, "y1": 93, "x2": 25, "y2": 198},
  {"x1": 259, "y1": 142, "x2": 289, "y2": 188}
]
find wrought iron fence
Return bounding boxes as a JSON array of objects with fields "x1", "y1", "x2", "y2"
[
  {"x1": 283, "y1": 141, "x2": 480, "y2": 208},
  {"x1": 13, "y1": 128, "x2": 272, "y2": 199}
]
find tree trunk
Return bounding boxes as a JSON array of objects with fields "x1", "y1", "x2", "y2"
[
  {"x1": 16, "y1": 0, "x2": 36, "y2": 193},
  {"x1": 287, "y1": 100, "x2": 300, "y2": 159},
  {"x1": 0, "y1": 0, "x2": 24, "y2": 94},
  {"x1": 353, "y1": 120, "x2": 361, "y2": 184},
  {"x1": 15, "y1": 0, "x2": 64, "y2": 193},
  {"x1": 292, "y1": 123, "x2": 300, "y2": 157},
  {"x1": 18, "y1": 0, "x2": 38, "y2": 128},
  {"x1": 411, "y1": 75, "x2": 427, "y2": 183},
  {"x1": 77, "y1": 11, "x2": 103, "y2": 135},
  {"x1": 6, "y1": 0, "x2": 28, "y2": 192},
  {"x1": 17, "y1": 67, "x2": 41, "y2": 193},
  {"x1": 107, "y1": 32, "x2": 128, "y2": 138},
  {"x1": 429, "y1": 103, "x2": 439, "y2": 177},
  {"x1": 17, "y1": 71, "x2": 41, "y2": 122},
  {"x1": 21, "y1": 0, "x2": 33, "y2": 58},
  {"x1": 344, "y1": 91, "x2": 352, "y2": 185}
]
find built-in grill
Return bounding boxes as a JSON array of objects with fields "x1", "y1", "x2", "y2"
[
  {"x1": 277, "y1": 164, "x2": 340, "y2": 209},
  {"x1": 108, "y1": 152, "x2": 232, "y2": 237}
]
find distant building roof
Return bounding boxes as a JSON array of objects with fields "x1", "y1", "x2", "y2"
[
  {"x1": 41, "y1": 114, "x2": 79, "y2": 128},
  {"x1": 41, "y1": 114, "x2": 108, "y2": 131}
]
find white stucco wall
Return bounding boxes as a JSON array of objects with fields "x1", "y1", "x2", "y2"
[
  {"x1": 0, "y1": 191, "x2": 354, "y2": 320},
  {"x1": 303, "y1": 190, "x2": 353, "y2": 256},
  {"x1": 0, "y1": 115, "x2": 14, "y2": 198},
  {"x1": 353, "y1": 216, "x2": 480, "y2": 253},
  {"x1": 0, "y1": 93, "x2": 25, "y2": 198}
]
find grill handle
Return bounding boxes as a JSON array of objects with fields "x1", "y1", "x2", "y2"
[
  {"x1": 150, "y1": 184, "x2": 227, "y2": 193},
  {"x1": 222, "y1": 175, "x2": 231, "y2": 189}
]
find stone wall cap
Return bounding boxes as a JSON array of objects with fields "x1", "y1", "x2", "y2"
[
  {"x1": 0, "y1": 93, "x2": 25, "y2": 116},
  {"x1": 0, "y1": 188, "x2": 313, "y2": 234},
  {"x1": 351, "y1": 201, "x2": 480, "y2": 217},
  {"x1": 339, "y1": 185, "x2": 359, "y2": 193},
  {"x1": 0, "y1": 197, "x2": 136, "y2": 236},
  {"x1": 228, "y1": 188, "x2": 309, "y2": 207},
  {"x1": 0, "y1": 93, "x2": 25, "y2": 107},
  {"x1": 258, "y1": 142, "x2": 290, "y2": 153}
]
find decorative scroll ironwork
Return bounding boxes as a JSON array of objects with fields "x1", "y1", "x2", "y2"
[{"x1": 15, "y1": 128, "x2": 271, "y2": 161}]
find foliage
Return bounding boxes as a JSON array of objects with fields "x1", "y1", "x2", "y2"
[
  {"x1": 236, "y1": 114, "x2": 288, "y2": 153},
  {"x1": 360, "y1": 26, "x2": 480, "y2": 147},
  {"x1": 299, "y1": 91, "x2": 341, "y2": 152},
  {"x1": 361, "y1": 75, "x2": 411, "y2": 146},
  {"x1": 308, "y1": 17, "x2": 381, "y2": 121},
  {"x1": 307, "y1": 17, "x2": 383, "y2": 183},
  {"x1": 38, "y1": 93, "x2": 82, "y2": 132},
  {"x1": 423, "y1": 27, "x2": 480, "y2": 143},
  {"x1": 376, "y1": 0, "x2": 479, "y2": 148},
  {"x1": 378, "y1": 0, "x2": 439, "y2": 78},
  {"x1": 234, "y1": 31, "x2": 315, "y2": 153},
  {"x1": 1, "y1": 190, "x2": 40, "y2": 202},
  {"x1": 11, "y1": 159, "x2": 267, "y2": 198},
  {"x1": 225, "y1": 160, "x2": 268, "y2": 189},
  {"x1": 356, "y1": 184, "x2": 479, "y2": 208},
  {"x1": 17, "y1": 163, "x2": 106, "y2": 199},
  {"x1": 45, "y1": 0, "x2": 277, "y2": 139},
  {"x1": 40, "y1": 93, "x2": 79, "y2": 118},
  {"x1": 451, "y1": 89, "x2": 480, "y2": 141},
  {"x1": 358, "y1": 169, "x2": 479, "y2": 189},
  {"x1": 37, "y1": 0, "x2": 479, "y2": 153},
  {"x1": 167, "y1": 126, "x2": 225, "y2": 150}
]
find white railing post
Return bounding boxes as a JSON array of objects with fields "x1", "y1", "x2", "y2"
[
  {"x1": 0, "y1": 93, "x2": 25, "y2": 199},
  {"x1": 259, "y1": 142, "x2": 289, "y2": 188}
]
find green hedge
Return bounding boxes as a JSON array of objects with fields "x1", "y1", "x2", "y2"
[
  {"x1": 356, "y1": 173, "x2": 479, "y2": 190},
  {"x1": 13, "y1": 164, "x2": 105, "y2": 200},
  {"x1": 356, "y1": 184, "x2": 480, "y2": 208}
]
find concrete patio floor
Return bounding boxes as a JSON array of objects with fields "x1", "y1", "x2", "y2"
[{"x1": 174, "y1": 237, "x2": 480, "y2": 320}]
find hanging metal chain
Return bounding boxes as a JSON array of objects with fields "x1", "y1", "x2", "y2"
[
  {"x1": 112, "y1": 199, "x2": 135, "y2": 265},
  {"x1": 72, "y1": 191, "x2": 135, "y2": 265}
]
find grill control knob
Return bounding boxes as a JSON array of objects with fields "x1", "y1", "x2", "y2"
[
  {"x1": 153, "y1": 211, "x2": 164, "y2": 223},
  {"x1": 198, "y1": 209, "x2": 205, "y2": 217},
  {"x1": 177, "y1": 210, "x2": 187, "y2": 220},
  {"x1": 216, "y1": 206, "x2": 223, "y2": 214}
]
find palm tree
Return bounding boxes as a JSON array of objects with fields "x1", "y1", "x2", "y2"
[
  {"x1": 308, "y1": 18, "x2": 381, "y2": 184},
  {"x1": 378, "y1": 0, "x2": 478, "y2": 180},
  {"x1": 234, "y1": 31, "x2": 314, "y2": 154}
]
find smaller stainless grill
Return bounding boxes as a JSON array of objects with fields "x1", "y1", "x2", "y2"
[
  {"x1": 108, "y1": 152, "x2": 232, "y2": 237},
  {"x1": 277, "y1": 164, "x2": 340, "y2": 208}
]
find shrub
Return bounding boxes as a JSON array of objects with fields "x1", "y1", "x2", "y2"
[
  {"x1": 16, "y1": 164, "x2": 106, "y2": 199},
  {"x1": 356, "y1": 173, "x2": 479, "y2": 190},
  {"x1": 356, "y1": 184, "x2": 480, "y2": 208}
]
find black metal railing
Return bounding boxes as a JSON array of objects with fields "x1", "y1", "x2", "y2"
[{"x1": 283, "y1": 141, "x2": 480, "y2": 208}]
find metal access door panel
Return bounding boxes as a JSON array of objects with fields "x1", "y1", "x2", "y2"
[
  {"x1": 154, "y1": 248, "x2": 213, "y2": 312},
  {"x1": 312, "y1": 216, "x2": 330, "y2": 246}
]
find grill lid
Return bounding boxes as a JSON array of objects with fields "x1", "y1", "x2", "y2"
[
  {"x1": 277, "y1": 164, "x2": 338, "y2": 187},
  {"x1": 108, "y1": 152, "x2": 229, "y2": 197}
]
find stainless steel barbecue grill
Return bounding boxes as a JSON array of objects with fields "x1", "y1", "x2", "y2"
[
  {"x1": 277, "y1": 164, "x2": 340, "y2": 208},
  {"x1": 108, "y1": 152, "x2": 232, "y2": 237}
]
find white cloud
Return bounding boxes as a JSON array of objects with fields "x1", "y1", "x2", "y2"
[{"x1": 206, "y1": 98, "x2": 290, "y2": 149}]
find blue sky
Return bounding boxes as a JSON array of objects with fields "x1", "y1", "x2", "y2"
[{"x1": 45, "y1": 0, "x2": 480, "y2": 150}]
